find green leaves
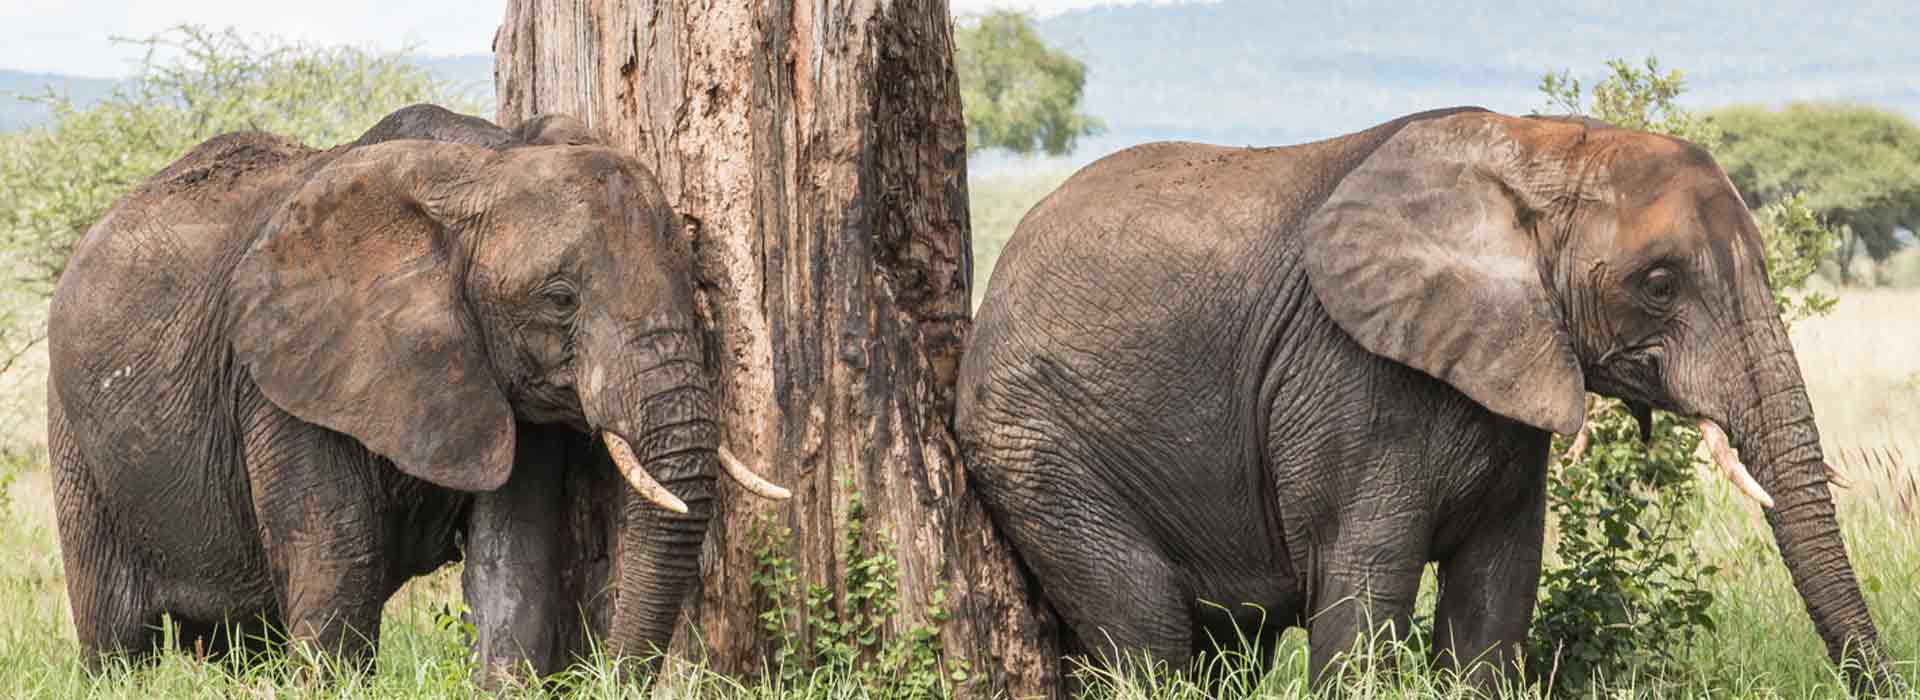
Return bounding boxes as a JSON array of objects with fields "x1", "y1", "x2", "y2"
[
  {"x1": 748, "y1": 480, "x2": 963, "y2": 699},
  {"x1": 953, "y1": 11, "x2": 1102, "y2": 157},
  {"x1": 1531, "y1": 402, "x2": 1716, "y2": 691},
  {"x1": 1710, "y1": 103, "x2": 1920, "y2": 282}
]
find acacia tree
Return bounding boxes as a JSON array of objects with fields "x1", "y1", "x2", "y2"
[
  {"x1": 1709, "y1": 103, "x2": 1920, "y2": 284},
  {"x1": 954, "y1": 10, "x2": 1102, "y2": 156},
  {"x1": 493, "y1": 2, "x2": 1058, "y2": 696}
]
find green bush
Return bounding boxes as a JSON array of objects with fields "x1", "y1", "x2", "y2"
[{"x1": 750, "y1": 482, "x2": 964, "y2": 699}]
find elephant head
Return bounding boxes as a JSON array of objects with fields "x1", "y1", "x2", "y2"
[
  {"x1": 225, "y1": 133, "x2": 785, "y2": 669},
  {"x1": 1302, "y1": 109, "x2": 1902, "y2": 693}
]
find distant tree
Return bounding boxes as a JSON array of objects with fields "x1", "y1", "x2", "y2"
[
  {"x1": 0, "y1": 25, "x2": 480, "y2": 299},
  {"x1": 1709, "y1": 103, "x2": 1920, "y2": 284},
  {"x1": 953, "y1": 10, "x2": 1102, "y2": 156}
]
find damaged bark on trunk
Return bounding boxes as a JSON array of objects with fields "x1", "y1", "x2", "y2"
[{"x1": 493, "y1": 2, "x2": 1060, "y2": 696}]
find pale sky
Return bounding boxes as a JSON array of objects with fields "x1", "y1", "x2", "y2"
[{"x1": 3, "y1": 0, "x2": 1178, "y2": 78}]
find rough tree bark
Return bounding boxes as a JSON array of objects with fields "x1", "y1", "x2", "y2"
[{"x1": 494, "y1": 2, "x2": 1058, "y2": 697}]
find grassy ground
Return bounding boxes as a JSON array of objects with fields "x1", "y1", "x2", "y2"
[{"x1": 0, "y1": 170, "x2": 1915, "y2": 697}]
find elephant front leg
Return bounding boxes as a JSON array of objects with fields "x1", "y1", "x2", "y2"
[
  {"x1": 1431, "y1": 452, "x2": 1548, "y2": 690},
  {"x1": 464, "y1": 424, "x2": 580, "y2": 686},
  {"x1": 243, "y1": 406, "x2": 392, "y2": 669},
  {"x1": 1304, "y1": 528, "x2": 1428, "y2": 689}
]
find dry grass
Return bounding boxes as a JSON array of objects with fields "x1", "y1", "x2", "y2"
[{"x1": 1792, "y1": 287, "x2": 1920, "y2": 461}]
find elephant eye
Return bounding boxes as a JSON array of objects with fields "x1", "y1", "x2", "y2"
[
  {"x1": 541, "y1": 284, "x2": 578, "y2": 312},
  {"x1": 1641, "y1": 267, "x2": 1678, "y2": 305}
]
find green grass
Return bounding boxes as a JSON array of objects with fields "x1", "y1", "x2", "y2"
[{"x1": 0, "y1": 170, "x2": 1914, "y2": 697}]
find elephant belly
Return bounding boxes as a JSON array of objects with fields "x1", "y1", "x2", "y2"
[{"x1": 53, "y1": 358, "x2": 277, "y2": 624}]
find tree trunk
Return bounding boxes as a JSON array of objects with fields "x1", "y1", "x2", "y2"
[{"x1": 493, "y1": 2, "x2": 1059, "y2": 697}]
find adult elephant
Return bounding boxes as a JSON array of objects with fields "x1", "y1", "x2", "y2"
[
  {"x1": 47, "y1": 104, "x2": 786, "y2": 684},
  {"x1": 955, "y1": 107, "x2": 1904, "y2": 694}
]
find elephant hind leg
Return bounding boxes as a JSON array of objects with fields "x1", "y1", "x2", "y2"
[
  {"x1": 979, "y1": 467, "x2": 1194, "y2": 676},
  {"x1": 50, "y1": 401, "x2": 163, "y2": 670}
]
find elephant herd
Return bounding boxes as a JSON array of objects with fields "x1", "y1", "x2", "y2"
[{"x1": 44, "y1": 103, "x2": 1907, "y2": 695}]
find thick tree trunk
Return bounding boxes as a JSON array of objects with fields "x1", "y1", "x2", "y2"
[{"x1": 493, "y1": 2, "x2": 1059, "y2": 697}]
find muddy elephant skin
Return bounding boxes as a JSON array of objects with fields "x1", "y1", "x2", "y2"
[
  {"x1": 956, "y1": 107, "x2": 1904, "y2": 694},
  {"x1": 47, "y1": 104, "x2": 777, "y2": 684}
]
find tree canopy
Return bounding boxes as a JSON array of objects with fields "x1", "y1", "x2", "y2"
[
  {"x1": 1709, "y1": 103, "x2": 1920, "y2": 281},
  {"x1": 953, "y1": 11, "x2": 1101, "y2": 157}
]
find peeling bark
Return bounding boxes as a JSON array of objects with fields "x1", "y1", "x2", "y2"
[{"x1": 495, "y1": 2, "x2": 1058, "y2": 696}]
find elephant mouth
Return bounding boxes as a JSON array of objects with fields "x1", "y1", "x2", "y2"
[{"x1": 600, "y1": 430, "x2": 790, "y2": 513}]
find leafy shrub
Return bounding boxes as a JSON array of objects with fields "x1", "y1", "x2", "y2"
[
  {"x1": 1532, "y1": 404, "x2": 1715, "y2": 688},
  {"x1": 750, "y1": 481, "x2": 965, "y2": 699}
]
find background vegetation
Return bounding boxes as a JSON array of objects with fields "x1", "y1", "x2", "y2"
[{"x1": 0, "y1": 13, "x2": 1915, "y2": 700}]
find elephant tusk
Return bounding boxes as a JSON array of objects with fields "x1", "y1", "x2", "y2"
[
  {"x1": 604, "y1": 432, "x2": 689, "y2": 514},
  {"x1": 718, "y1": 445, "x2": 791, "y2": 500},
  {"x1": 1698, "y1": 419, "x2": 1774, "y2": 509}
]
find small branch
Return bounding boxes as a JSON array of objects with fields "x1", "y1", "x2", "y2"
[{"x1": 0, "y1": 328, "x2": 47, "y2": 377}]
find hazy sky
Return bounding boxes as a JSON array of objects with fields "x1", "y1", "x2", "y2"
[{"x1": 2, "y1": 0, "x2": 1175, "y2": 77}]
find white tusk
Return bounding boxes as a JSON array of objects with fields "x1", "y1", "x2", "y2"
[
  {"x1": 1825, "y1": 461, "x2": 1850, "y2": 490},
  {"x1": 604, "y1": 432, "x2": 689, "y2": 514},
  {"x1": 718, "y1": 445, "x2": 791, "y2": 500},
  {"x1": 1698, "y1": 420, "x2": 1774, "y2": 509}
]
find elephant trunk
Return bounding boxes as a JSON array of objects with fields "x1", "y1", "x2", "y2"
[
  {"x1": 1728, "y1": 311, "x2": 1903, "y2": 695},
  {"x1": 583, "y1": 328, "x2": 719, "y2": 666}
]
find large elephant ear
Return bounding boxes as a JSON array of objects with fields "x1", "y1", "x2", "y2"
[
  {"x1": 229, "y1": 144, "x2": 516, "y2": 491},
  {"x1": 1302, "y1": 114, "x2": 1586, "y2": 435}
]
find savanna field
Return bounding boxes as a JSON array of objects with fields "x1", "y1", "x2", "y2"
[{"x1": 0, "y1": 169, "x2": 1916, "y2": 698}]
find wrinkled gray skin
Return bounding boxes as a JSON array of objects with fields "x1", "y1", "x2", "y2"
[
  {"x1": 49, "y1": 104, "x2": 714, "y2": 685},
  {"x1": 956, "y1": 108, "x2": 1904, "y2": 694}
]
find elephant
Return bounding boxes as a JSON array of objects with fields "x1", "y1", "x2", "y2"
[
  {"x1": 954, "y1": 107, "x2": 1905, "y2": 693},
  {"x1": 46, "y1": 103, "x2": 786, "y2": 683}
]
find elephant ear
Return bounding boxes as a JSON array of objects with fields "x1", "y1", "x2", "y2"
[
  {"x1": 1302, "y1": 114, "x2": 1586, "y2": 435},
  {"x1": 229, "y1": 145, "x2": 516, "y2": 491}
]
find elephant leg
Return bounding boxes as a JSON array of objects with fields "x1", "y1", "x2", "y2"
[
  {"x1": 982, "y1": 462, "x2": 1192, "y2": 674},
  {"x1": 1046, "y1": 539, "x2": 1190, "y2": 674},
  {"x1": 50, "y1": 401, "x2": 161, "y2": 669},
  {"x1": 241, "y1": 403, "x2": 389, "y2": 669},
  {"x1": 464, "y1": 424, "x2": 576, "y2": 686},
  {"x1": 1304, "y1": 534, "x2": 1427, "y2": 688},
  {"x1": 1431, "y1": 443, "x2": 1549, "y2": 689}
]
